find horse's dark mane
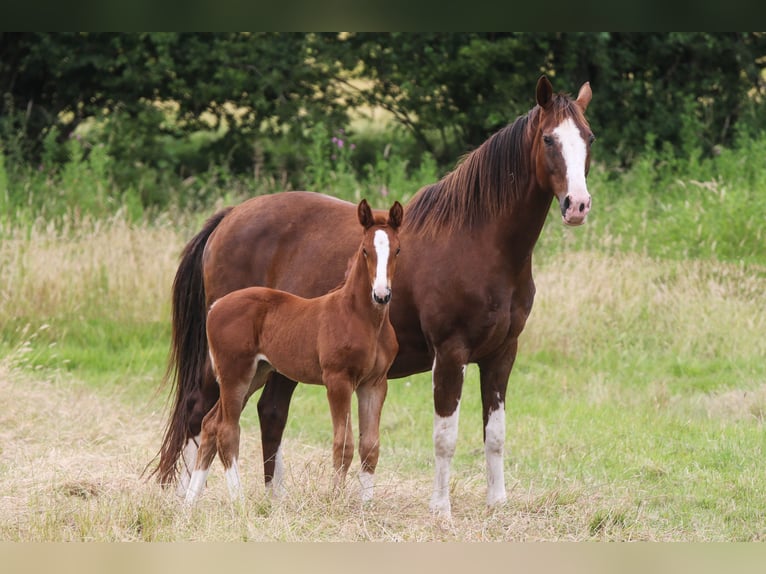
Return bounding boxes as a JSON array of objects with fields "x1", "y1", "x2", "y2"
[{"x1": 404, "y1": 93, "x2": 583, "y2": 237}]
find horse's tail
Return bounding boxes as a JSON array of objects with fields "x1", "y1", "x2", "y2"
[{"x1": 148, "y1": 206, "x2": 233, "y2": 486}]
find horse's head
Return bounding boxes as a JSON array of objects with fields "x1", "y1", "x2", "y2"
[
  {"x1": 357, "y1": 199, "x2": 403, "y2": 305},
  {"x1": 533, "y1": 75, "x2": 595, "y2": 226}
]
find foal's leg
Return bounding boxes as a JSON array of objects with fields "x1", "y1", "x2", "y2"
[
  {"x1": 430, "y1": 347, "x2": 468, "y2": 518},
  {"x1": 325, "y1": 375, "x2": 355, "y2": 491},
  {"x1": 355, "y1": 376, "x2": 388, "y2": 502}
]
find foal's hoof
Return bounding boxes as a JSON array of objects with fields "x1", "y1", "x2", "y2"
[
  {"x1": 486, "y1": 490, "x2": 507, "y2": 508},
  {"x1": 429, "y1": 496, "x2": 452, "y2": 519}
]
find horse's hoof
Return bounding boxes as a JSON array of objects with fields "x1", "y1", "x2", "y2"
[{"x1": 429, "y1": 496, "x2": 452, "y2": 518}]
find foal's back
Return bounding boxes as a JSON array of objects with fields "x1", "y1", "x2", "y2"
[{"x1": 207, "y1": 286, "x2": 327, "y2": 387}]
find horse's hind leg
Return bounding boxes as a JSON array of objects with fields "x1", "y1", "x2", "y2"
[
  {"x1": 184, "y1": 401, "x2": 221, "y2": 506},
  {"x1": 355, "y1": 376, "x2": 388, "y2": 502},
  {"x1": 257, "y1": 372, "x2": 298, "y2": 497},
  {"x1": 177, "y1": 364, "x2": 219, "y2": 498}
]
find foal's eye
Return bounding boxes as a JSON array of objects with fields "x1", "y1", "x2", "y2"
[
  {"x1": 363, "y1": 249, "x2": 368, "y2": 258},
  {"x1": 396, "y1": 247, "x2": 401, "y2": 255},
  {"x1": 542, "y1": 135, "x2": 554, "y2": 146}
]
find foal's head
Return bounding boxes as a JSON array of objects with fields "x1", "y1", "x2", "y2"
[
  {"x1": 357, "y1": 199, "x2": 403, "y2": 306},
  {"x1": 533, "y1": 75, "x2": 595, "y2": 226}
]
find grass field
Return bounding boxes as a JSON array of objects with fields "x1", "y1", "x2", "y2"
[
  {"x1": 1, "y1": 123, "x2": 766, "y2": 540},
  {"x1": 1, "y1": 188, "x2": 764, "y2": 539}
]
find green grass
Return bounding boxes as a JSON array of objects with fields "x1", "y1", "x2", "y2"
[{"x1": 2, "y1": 130, "x2": 766, "y2": 540}]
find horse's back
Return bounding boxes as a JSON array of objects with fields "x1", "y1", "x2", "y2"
[{"x1": 203, "y1": 192, "x2": 362, "y2": 303}]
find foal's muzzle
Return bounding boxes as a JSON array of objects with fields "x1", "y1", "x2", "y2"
[{"x1": 373, "y1": 288, "x2": 392, "y2": 305}]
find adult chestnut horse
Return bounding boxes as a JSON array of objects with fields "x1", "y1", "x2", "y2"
[
  {"x1": 153, "y1": 75, "x2": 595, "y2": 517},
  {"x1": 184, "y1": 200, "x2": 402, "y2": 506}
]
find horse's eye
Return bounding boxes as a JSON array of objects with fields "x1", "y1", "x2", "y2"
[
  {"x1": 542, "y1": 135, "x2": 554, "y2": 146},
  {"x1": 589, "y1": 134, "x2": 596, "y2": 145},
  {"x1": 396, "y1": 248, "x2": 401, "y2": 255},
  {"x1": 363, "y1": 249, "x2": 368, "y2": 258}
]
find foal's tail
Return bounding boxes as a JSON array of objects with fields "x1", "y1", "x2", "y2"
[{"x1": 148, "y1": 207, "x2": 233, "y2": 486}]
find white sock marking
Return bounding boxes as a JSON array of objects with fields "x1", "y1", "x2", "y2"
[
  {"x1": 176, "y1": 434, "x2": 200, "y2": 498},
  {"x1": 225, "y1": 458, "x2": 244, "y2": 502},
  {"x1": 359, "y1": 470, "x2": 375, "y2": 503},
  {"x1": 267, "y1": 444, "x2": 286, "y2": 500},
  {"x1": 484, "y1": 402, "x2": 507, "y2": 507},
  {"x1": 184, "y1": 467, "x2": 210, "y2": 506},
  {"x1": 430, "y1": 401, "x2": 460, "y2": 516}
]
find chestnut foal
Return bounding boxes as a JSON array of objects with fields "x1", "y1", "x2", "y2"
[{"x1": 184, "y1": 199, "x2": 403, "y2": 506}]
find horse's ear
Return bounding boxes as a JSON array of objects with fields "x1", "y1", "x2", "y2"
[
  {"x1": 358, "y1": 199, "x2": 374, "y2": 229},
  {"x1": 536, "y1": 75, "x2": 554, "y2": 110},
  {"x1": 388, "y1": 201, "x2": 403, "y2": 230},
  {"x1": 576, "y1": 81, "x2": 592, "y2": 112}
]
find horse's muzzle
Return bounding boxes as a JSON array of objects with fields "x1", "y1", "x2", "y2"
[
  {"x1": 373, "y1": 288, "x2": 392, "y2": 305},
  {"x1": 560, "y1": 193, "x2": 591, "y2": 226}
]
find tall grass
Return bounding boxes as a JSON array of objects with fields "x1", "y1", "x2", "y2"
[{"x1": 1, "y1": 126, "x2": 766, "y2": 540}]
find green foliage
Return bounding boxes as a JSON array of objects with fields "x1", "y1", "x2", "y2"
[{"x1": 3, "y1": 32, "x2": 765, "y2": 197}]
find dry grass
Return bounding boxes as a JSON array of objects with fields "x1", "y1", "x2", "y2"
[
  {"x1": 0, "y1": 358, "x2": 661, "y2": 542},
  {"x1": 0, "y1": 213, "x2": 181, "y2": 324},
  {"x1": 2, "y1": 216, "x2": 765, "y2": 541}
]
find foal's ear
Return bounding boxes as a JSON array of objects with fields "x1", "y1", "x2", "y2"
[
  {"x1": 576, "y1": 81, "x2": 592, "y2": 112},
  {"x1": 536, "y1": 75, "x2": 554, "y2": 110},
  {"x1": 358, "y1": 199, "x2": 374, "y2": 229},
  {"x1": 388, "y1": 201, "x2": 403, "y2": 230}
]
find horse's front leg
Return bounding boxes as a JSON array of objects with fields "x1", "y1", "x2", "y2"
[
  {"x1": 324, "y1": 375, "x2": 355, "y2": 491},
  {"x1": 477, "y1": 339, "x2": 518, "y2": 508},
  {"x1": 430, "y1": 346, "x2": 469, "y2": 518},
  {"x1": 355, "y1": 375, "x2": 388, "y2": 502}
]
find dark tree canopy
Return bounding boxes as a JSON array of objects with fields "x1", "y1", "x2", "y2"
[{"x1": 2, "y1": 32, "x2": 764, "y2": 182}]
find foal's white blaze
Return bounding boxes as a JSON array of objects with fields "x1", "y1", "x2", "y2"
[
  {"x1": 553, "y1": 118, "x2": 591, "y2": 216},
  {"x1": 372, "y1": 229, "x2": 391, "y2": 302},
  {"x1": 484, "y1": 402, "x2": 507, "y2": 507}
]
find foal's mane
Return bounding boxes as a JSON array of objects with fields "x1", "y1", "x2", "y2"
[{"x1": 405, "y1": 94, "x2": 583, "y2": 237}]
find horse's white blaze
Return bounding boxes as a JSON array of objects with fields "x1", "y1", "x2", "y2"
[
  {"x1": 359, "y1": 470, "x2": 375, "y2": 503},
  {"x1": 484, "y1": 402, "x2": 507, "y2": 507},
  {"x1": 553, "y1": 118, "x2": 590, "y2": 204},
  {"x1": 372, "y1": 229, "x2": 390, "y2": 301},
  {"x1": 225, "y1": 458, "x2": 244, "y2": 501}
]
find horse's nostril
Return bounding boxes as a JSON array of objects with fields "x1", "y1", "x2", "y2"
[
  {"x1": 579, "y1": 202, "x2": 585, "y2": 213},
  {"x1": 563, "y1": 196, "x2": 571, "y2": 210},
  {"x1": 374, "y1": 290, "x2": 392, "y2": 305}
]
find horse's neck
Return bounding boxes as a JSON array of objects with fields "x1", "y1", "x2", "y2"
[
  {"x1": 503, "y1": 183, "x2": 554, "y2": 262},
  {"x1": 336, "y1": 251, "x2": 386, "y2": 323}
]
